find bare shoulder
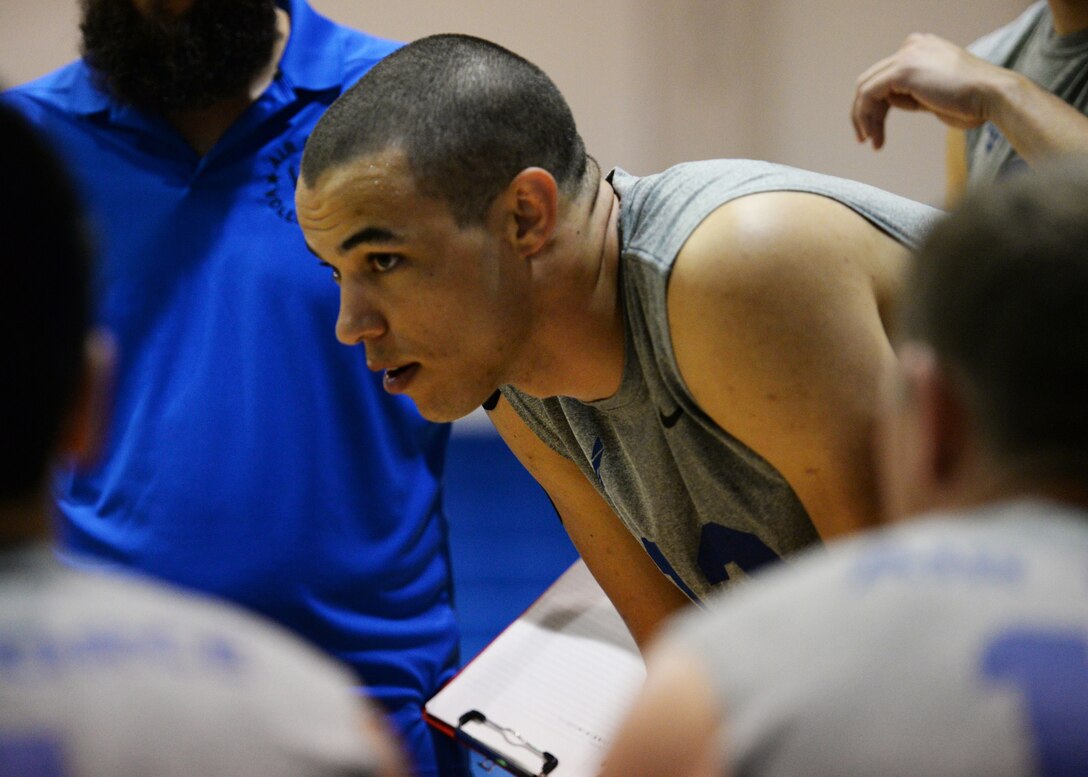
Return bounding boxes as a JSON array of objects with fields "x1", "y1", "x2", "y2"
[
  {"x1": 673, "y1": 190, "x2": 906, "y2": 295},
  {"x1": 599, "y1": 640, "x2": 723, "y2": 777},
  {"x1": 669, "y1": 190, "x2": 909, "y2": 362}
]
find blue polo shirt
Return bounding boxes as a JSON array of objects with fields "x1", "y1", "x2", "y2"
[{"x1": 5, "y1": 4, "x2": 464, "y2": 775}]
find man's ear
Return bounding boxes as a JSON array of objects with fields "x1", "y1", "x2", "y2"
[
  {"x1": 902, "y1": 346, "x2": 970, "y2": 488},
  {"x1": 500, "y1": 167, "x2": 559, "y2": 258},
  {"x1": 58, "y1": 330, "x2": 116, "y2": 470}
]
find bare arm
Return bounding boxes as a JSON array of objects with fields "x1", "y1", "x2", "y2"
[
  {"x1": 852, "y1": 34, "x2": 1088, "y2": 164},
  {"x1": 668, "y1": 192, "x2": 907, "y2": 539},
  {"x1": 487, "y1": 397, "x2": 692, "y2": 650},
  {"x1": 597, "y1": 642, "x2": 724, "y2": 777},
  {"x1": 358, "y1": 705, "x2": 413, "y2": 777},
  {"x1": 945, "y1": 128, "x2": 968, "y2": 208},
  {"x1": 983, "y1": 65, "x2": 1088, "y2": 163}
]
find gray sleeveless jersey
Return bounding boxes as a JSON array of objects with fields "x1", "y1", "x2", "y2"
[
  {"x1": 967, "y1": 1, "x2": 1088, "y2": 188},
  {"x1": 500, "y1": 160, "x2": 940, "y2": 601},
  {"x1": 667, "y1": 500, "x2": 1088, "y2": 776},
  {"x1": 0, "y1": 545, "x2": 381, "y2": 777}
]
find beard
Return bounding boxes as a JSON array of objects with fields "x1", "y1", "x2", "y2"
[{"x1": 80, "y1": 0, "x2": 279, "y2": 115}]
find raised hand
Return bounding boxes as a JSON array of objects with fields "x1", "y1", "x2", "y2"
[{"x1": 852, "y1": 34, "x2": 1005, "y2": 149}]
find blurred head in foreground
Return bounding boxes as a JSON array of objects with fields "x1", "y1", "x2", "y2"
[{"x1": 0, "y1": 100, "x2": 409, "y2": 777}]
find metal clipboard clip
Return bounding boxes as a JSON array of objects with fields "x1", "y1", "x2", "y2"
[{"x1": 456, "y1": 709, "x2": 559, "y2": 777}]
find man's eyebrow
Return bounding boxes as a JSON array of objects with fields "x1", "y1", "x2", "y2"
[{"x1": 340, "y1": 226, "x2": 404, "y2": 254}]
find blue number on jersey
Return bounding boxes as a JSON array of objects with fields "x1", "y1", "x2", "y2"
[
  {"x1": 982, "y1": 628, "x2": 1088, "y2": 776},
  {"x1": 642, "y1": 524, "x2": 780, "y2": 601},
  {"x1": 0, "y1": 734, "x2": 68, "y2": 777},
  {"x1": 696, "y1": 523, "x2": 780, "y2": 586}
]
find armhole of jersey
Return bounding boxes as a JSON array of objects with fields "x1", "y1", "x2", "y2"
[{"x1": 482, "y1": 389, "x2": 502, "y2": 411}]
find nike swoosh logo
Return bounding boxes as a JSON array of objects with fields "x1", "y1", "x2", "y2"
[{"x1": 660, "y1": 406, "x2": 683, "y2": 428}]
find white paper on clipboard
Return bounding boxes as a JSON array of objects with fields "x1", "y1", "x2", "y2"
[{"x1": 424, "y1": 559, "x2": 646, "y2": 776}]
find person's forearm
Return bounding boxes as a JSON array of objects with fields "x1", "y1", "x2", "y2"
[{"x1": 987, "y1": 69, "x2": 1088, "y2": 164}]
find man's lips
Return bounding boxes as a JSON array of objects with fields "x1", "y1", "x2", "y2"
[{"x1": 381, "y1": 362, "x2": 420, "y2": 393}]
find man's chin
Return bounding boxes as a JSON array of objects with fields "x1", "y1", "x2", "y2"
[{"x1": 409, "y1": 394, "x2": 486, "y2": 425}]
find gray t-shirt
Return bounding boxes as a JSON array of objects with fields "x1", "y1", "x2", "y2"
[
  {"x1": 501, "y1": 160, "x2": 940, "y2": 601},
  {"x1": 0, "y1": 545, "x2": 382, "y2": 777},
  {"x1": 967, "y1": 1, "x2": 1088, "y2": 188},
  {"x1": 667, "y1": 499, "x2": 1088, "y2": 776}
]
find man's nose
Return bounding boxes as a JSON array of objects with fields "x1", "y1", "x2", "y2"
[{"x1": 335, "y1": 287, "x2": 386, "y2": 345}]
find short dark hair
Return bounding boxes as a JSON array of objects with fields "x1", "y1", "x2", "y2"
[
  {"x1": 0, "y1": 103, "x2": 92, "y2": 500},
  {"x1": 900, "y1": 161, "x2": 1088, "y2": 469},
  {"x1": 301, "y1": 33, "x2": 589, "y2": 226}
]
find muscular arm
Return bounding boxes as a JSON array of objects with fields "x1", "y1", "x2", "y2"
[
  {"x1": 487, "y1": 397, "x2": 692, "y2": 651},
  {"x1": 668, "y1": 192, "x2": 907, "y2": 539},
  {"x1": 853, "y1": 34, "x2": 1088, "y2": 167},
  {"x1": 981, "y1": 66, "x2": 1088, "y2": 163}
]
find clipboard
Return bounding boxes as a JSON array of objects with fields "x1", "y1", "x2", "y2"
[{"x1": 424, "y1": 559, "x2": 646, "y2": 777}]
